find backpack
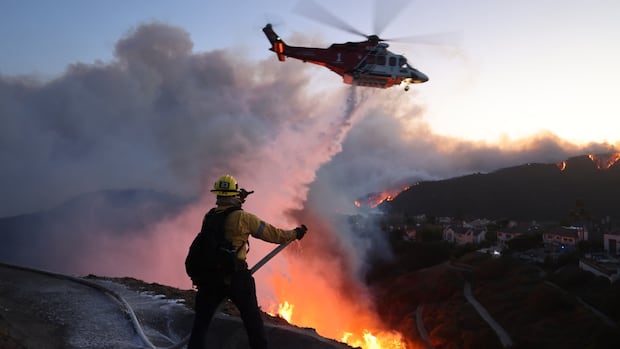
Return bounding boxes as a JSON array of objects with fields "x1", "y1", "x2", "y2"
[{"x1": 185, "y1": 206, "x2": 242, "y2": 284}]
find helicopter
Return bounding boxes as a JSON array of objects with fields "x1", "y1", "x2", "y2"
[
  {"x1": 261, "y1": 1, "x2": 440, "y2": 91},
  {"x1": 263, "y1": 24, "x2": 427, "y2": 91}
]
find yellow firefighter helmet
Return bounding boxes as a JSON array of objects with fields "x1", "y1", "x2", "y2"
[{"x1": 211, "y1": 174, "x2": 241, "y2": 196}]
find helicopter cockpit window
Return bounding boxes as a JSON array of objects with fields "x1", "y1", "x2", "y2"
[
  {"x1": 389, "y1": 57, "x2": 397, "y2": 66},
  {"x1": 399, "y1": 57, "x2": 407, "y2": 67}
]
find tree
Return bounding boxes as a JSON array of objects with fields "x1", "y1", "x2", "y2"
[{"x1": 506, "y1": 233, "x2": 542, "y2": 251}]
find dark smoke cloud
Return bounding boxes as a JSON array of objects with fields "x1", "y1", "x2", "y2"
[{"x1": 0, "y1": 23, "x2": 318, "y2": 218}]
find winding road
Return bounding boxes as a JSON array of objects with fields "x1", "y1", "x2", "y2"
[
  {"x1": 463, "y1": 282, "x2": 513, "y2": 347},
  {"x1": 413, "y1": 262, "x2": 514, "y2": 348}
]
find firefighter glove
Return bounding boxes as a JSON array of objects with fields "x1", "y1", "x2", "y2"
[{"x1": 294, "y1": 225, "x2": 308, "y2": 240}]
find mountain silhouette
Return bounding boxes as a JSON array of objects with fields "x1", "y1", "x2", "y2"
[
  {"x1": 385, "y1": 154, "x2": 620, "y2": 223},
  {"x1": 0, "y1": 189, "x2": 191, "y2": 272}
]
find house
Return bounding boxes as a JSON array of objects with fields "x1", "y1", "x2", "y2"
[
  {"x1": 403, "y1": 228, "x2": 417, "y2": 241},
  {"x1": 496, "y1": 222, "x2": 539, "y2": 247},
  {"x1": 571, "y1": 222, "x2": 590, "y2": 241},
  {"x1": 443, "y1": 226, "x2": 486, "y2": 245},
  {"x1": 603, "y1": 230, "x2": 620, "y2": 255},
  {"x1": 496, "y1": 223, "x2": 529, "y2": 246},
  {"x1": 543, "y1": 225, "x2": 588, "y2": 250}
]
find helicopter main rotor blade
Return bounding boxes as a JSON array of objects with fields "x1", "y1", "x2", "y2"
[
  {"x1": 386, "y1": 31, "x2": 464, "y2": 47},
  {"x1": 293, "y1": 0, "x2": 368, "y2": 39},
  {"x1": 373, "y1": 0, "x2": 412, "y2": 36}
]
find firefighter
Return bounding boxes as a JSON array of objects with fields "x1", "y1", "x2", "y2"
[{"x1": 187, "y1": 174, "x2": 307, "y2": 349}]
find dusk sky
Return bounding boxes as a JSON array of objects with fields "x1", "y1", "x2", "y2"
[{"x1": 2, "y1": 0, "x2": 619, "y2": 144}]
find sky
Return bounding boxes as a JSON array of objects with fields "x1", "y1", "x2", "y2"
[
  {"x1": 2, "y1": 0, "x2": 620, "y2": 144},
  {"x1": 1, "y1": 1, "x2": 620, "y2": 346}
]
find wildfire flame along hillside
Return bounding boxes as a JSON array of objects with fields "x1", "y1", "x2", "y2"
[
  {"x1": 588, "y1": 152, "x2": 620, "y2": 169},
  {"x1": 267, "y1": 299, "x2": 407, "y2": 349},
  {"x1": 354, "y1": 185, "x2": 413, "y2": 209},
  {"x1": 557, "y1": 152, "x2": 619, "y2": 171},
  {"x1": 256, "y1": 187, "x2": 414, "y2": 348},
  {"x1": 556, "y1": 161, "x2": 567, "y2": 171}
]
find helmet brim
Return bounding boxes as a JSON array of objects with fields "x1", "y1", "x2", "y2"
[{"x1": 210, "y1": 189, "x2": 241, "y2": 197}]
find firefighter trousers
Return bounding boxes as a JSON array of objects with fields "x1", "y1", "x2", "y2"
[{"x1": 188, "y1": 269, "x2": 268, "y2": 349}]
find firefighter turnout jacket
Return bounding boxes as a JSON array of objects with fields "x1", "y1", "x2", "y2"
[{"x1": 216, "y1": 205, "x2": 298, "y2": 261}]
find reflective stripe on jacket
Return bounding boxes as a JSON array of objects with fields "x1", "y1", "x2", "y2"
[{"x1": 215, "y1": 205, "x2": 297, "y2": 261}]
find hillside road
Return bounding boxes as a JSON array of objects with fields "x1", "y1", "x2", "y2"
[{"x1": 464, "y1": 282, "x2": 514, "y2": 347}]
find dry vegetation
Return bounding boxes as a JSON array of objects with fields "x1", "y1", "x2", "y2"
[{"x1": 372, "y1": 250, "x2": 620, "y2": 349}]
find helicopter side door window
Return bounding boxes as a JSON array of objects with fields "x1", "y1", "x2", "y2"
[
  {"x1": 389, "y1": 57, "x2": 397, "y2": 66},
  {"x1": 376, "y1": 55, "x2": 386, "y2": 65}
]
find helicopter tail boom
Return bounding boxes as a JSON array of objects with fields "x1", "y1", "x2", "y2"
[{"x1": 263, "y1": 24, "x2": 287, "y2": 62}]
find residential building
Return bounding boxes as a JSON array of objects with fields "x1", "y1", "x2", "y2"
[
  {"x1": 543, "y1": 225, "x2": 588, "y2": 250},
  {"x1": 603, "y1": 230, "x2": 620, "y2": 255},
  {"x1": 443, "y1": 226, "x2": 486, "y2": 245},
  {"x1": 496, "y1": 221, "x2": 541, "y2": 247}
]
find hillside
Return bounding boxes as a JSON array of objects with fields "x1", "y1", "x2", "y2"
[
  {"x1": 371, "y1": 252, "x2": 620, "y2": 349},
  {"x1": 385, "y1": 154, "x2": 620, "y2": 223}
]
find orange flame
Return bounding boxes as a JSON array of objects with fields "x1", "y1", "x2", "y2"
[
  {"x1": 268, "y1": 260, "x2": 407, "y2": 349},
  {"x1": 263, "y1": 182, "x2": 418, "y2": 349},
  {"x1": 588, "y1": 152, "x2": 620, "y2": 169},
  {"x1": 356, "y1": 185, "x2": 411, "y2": 208},
  {"x1": 270, "y1": 300, "x2": 405, "y2": 348},
  {"x1": 274, "y1": 301, "x2": 294, "y2": 323},
  {"x1": 556, "y1": 161, "x2": 566, "y2": 171},
  {"x1": 342, "y1": 330, "x2": 406, "y2": 349}
]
